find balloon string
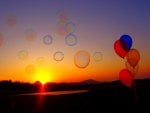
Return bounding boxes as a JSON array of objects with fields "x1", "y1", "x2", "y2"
[
  {"x1": 133, "y1": 79, "x2": 138, "y2": 104},
  {"x1": 132, "y1": 79, "x2": 139, "y2": 113}
]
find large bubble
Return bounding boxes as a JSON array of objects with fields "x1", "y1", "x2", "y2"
[
  {"x1": 65, "y1": 34, "x2": 77, "y2": 46},
  {"x1": 93, "y1": 52, "x2": 103, "y2": 62},
  {"x1": 53, "y1": 51, "x2": 64, "y2": 61},
  {"x1": 25, "y1": 64, "x2": 35, "y2": 75},
  {"x1": 18, "y1": 50, "x2": 28, "y2": 60},
  {"x1": 25, "y1": 29, "x2": 36, "y2": 42},
  {"x1": 0, "y1": 33, "x2": 4, "y2": 46},
  {"x1": 74, "y1": 50, "x2": 90, "y2": 68},
  {"x1": 6, "y1": 14, "x2": 16, "y2": 27},
  {"x1": 43, "y1": 35, "x2": 53, "y2": 45}
]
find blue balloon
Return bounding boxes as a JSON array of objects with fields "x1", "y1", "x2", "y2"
[{"x1": 120, "y1": 35, "x2": 132, "y2": 50}]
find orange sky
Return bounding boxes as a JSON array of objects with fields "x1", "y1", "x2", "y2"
[{"x1": 0, "y1": 0, "x2": 150, "y2": 83}]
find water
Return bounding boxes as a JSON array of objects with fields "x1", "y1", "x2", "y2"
[{"x1": 16, "y1": 90, "x2": 88, "y2": 96}]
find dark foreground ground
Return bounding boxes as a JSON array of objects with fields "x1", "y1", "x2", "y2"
[{"x1": 0, "y1": 80, "x2": 150, "y2": 113}]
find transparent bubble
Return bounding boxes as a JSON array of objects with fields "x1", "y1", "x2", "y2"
[
  {"x1": 93, "y1": 52, "x2": 103, "y2": 62},
  {"x1": 43, "y1": 35, "x2": 53, "y2": 45},
  {"x1": 53, "y1": 51, "x2": 64, "y2": 61},
  {"x1": 25, "y1": 64, "x2": 35, "y2": 75},
  {"x1": 18, "y1": 50, "x2": 28, "y2": 60},
  {"x1": 65, "y1": 34, "x2": 77, "y2": 46},
  {"x1": 6, "y1": 14, "x2": 16, "y2": 27},
  {"x1": 66, "y1": 22, "x2": 76, "y2": 34},
  {"x1": 74, "y1": 50, "x2": 90, "y2": 68},
  {"x1": 125, "y1": 61, "x2": 139, "y2": 76},
  {"x1": 55, "y1": 21, "x2": 68, "y2": 36},
  {"x1": 55, "y1": 11, "x2": 76, "y2": 37},
  {"x1": 36, "y1": 57, "x2": 45, "y2": 66},
  {"x1": 25, "y1": 29, "x2": 36, "y2": 42},
  {"x1": 0, "y1": 33, "x2": 4, "y2": 46},
  {"x1": 56, "y1": 10, "x2": 68, "y2": 22}
]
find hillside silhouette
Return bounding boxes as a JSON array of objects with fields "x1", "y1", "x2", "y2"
[{"x1": 0, "y1": 78, "x2": 150, "y2": 113}]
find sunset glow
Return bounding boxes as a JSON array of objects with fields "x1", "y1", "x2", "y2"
[
  {"x1": 34, "y1": 67, "x2": 52, "y2": 84},
  {"x1": 0, "y1": 0, "x2": 149, "y2": 83}
]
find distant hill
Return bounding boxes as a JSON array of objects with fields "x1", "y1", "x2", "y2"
[
  {"x1": 1, "y1": 78, "x2": 150, "y2": 95},
  {"x1": 79, "y1": 79, "x2": 101, "y2": 85}
]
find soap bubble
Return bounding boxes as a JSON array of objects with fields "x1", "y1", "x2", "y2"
[
  {"x1": 36, "y1": 57, "x2": 45, "y2": 66},
  {"x1": 93, "y1": 52, "x2": 103, "y2": 62},
  {"x1": 18, "y1": 50, "x2": 28, "y2": 60},
  {"x1": 0, "y1": 33, "x2": 4, "y2": 46},
  {"x1": 74, "y1": 50, "x2": 90, "y2": 68},
  {"x1": 56, "y1": 10, "x2": 68, "y2": 22},
  {"x1": 43, "y1": 35, "x2": 53, "y2": 45},
  {"x1": 55, "y1": 10, "x2": 76, "y2": 38},
  {"x1": 25, "y1": 29, "x2": 36, "y2": 42},
  {"x1": 53, "y1": 51, "x2": 64, "y2": 61},
  {"x1": 65, "y1": 34, "x2": 77, "y2": 46},
  {"x1": 25, "y1": 64, "x2": 35, "y2": 75},
  {"x1": 55, "y1": 22, "x2": 68, "y2": 36},
  {"x1": 66, "y1": 22, "x2": 76, "y2": 34},
  {"x1": 6, "y1": 14, "x2": 16, "y2": 27}
]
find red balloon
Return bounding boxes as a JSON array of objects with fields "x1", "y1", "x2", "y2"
[
  {"x1": 119, "y1": 69, "x2": 133, "y2": 87},
  {"x1": 114, "y1": 40, "x2": 128, "y2": 58}
]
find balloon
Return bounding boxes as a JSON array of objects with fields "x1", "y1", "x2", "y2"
[
  {"x1": 119, "y1": 69, "x2": 133, "y2": 87},
  {"x1": 114, "y1": 40, "x2": 128, "y2": 58},
  {"x1": 125, "y1": 61, "x2": 139, "y2": 76},
  {"x1": 126, "y1": 49, "x2": 140, "y2": 68},
  {"x1": 120, "y1": 35, "x2": 132, "y2": 50}
]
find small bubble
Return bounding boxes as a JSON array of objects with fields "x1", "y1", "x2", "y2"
[
  {"x1": 0, "y1": 33, "x2": 4, "y2": 47},
  {"x1": 36, "y1": 57, "x2": 45, "y2": 66},
  {"x1": 43, "y1": 35, "x2": 53, "y2": 45},
  {"x1": 65, "y1": 34, "x2": 77, "y2": 46},
  {"x1": 53, "y1": 51, "x2": 64, "y2": 61},
  {"x1": 18, "y1": 50, "x2": 28, "y2": 60},
  {"x1": 93, "y1": 52, "x2": 103, "y2": 62},
  {"x1": 6, "y1": 14, "x2": 17, "y2": 27},
  {"x1": 65, "y1": 22, "x2": 76, "y2": 34},
  {"x1": 25, "y1": 29, "x2": 36, "y2": 42},
  {"x1": 25, "y1": 64, "x2": 35, "y2": 75}
]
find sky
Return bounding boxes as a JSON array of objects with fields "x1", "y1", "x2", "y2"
[{"x1": 0, "y1": 0, "x2": 150, "y2": 83}]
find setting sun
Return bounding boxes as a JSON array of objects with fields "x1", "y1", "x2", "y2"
[{"x1": 35, "y1": 67, "x2": 52, "y2": 84}]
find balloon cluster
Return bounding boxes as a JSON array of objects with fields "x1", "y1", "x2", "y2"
[{"x1": 114, "y1": 35, "x2": 140, "y2": 87}]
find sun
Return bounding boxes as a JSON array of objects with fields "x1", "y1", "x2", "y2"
[{"x1": 35, "y1": 67, "x2": 52, "y2": 84}]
